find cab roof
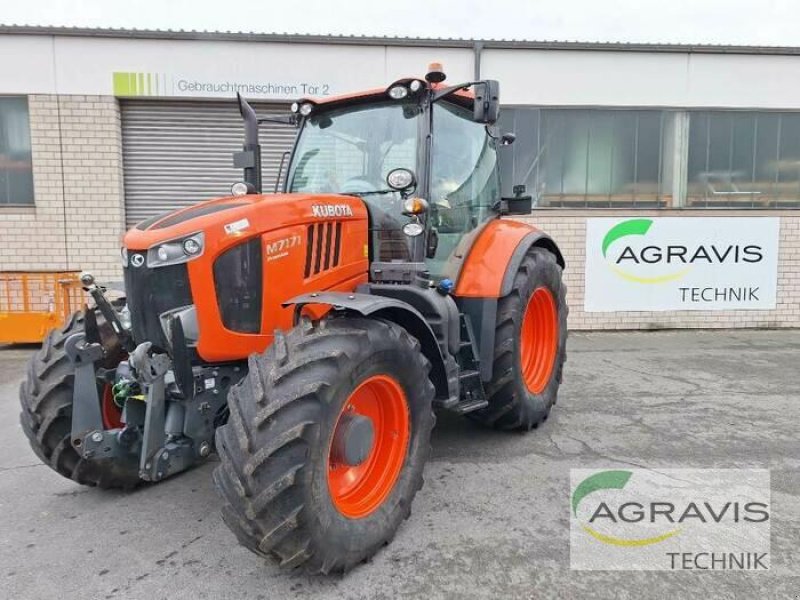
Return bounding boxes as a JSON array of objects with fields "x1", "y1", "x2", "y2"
[{"x1": 298, "y1": 78, "x2": 475, "y2": 111}]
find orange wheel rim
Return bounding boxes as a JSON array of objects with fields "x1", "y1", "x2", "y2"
[
  {"x1": 100, "y1": 384, "x2": 123, "y2": 430},
  {"x1": 520, "y1": 287, "x2": 559, "y2": 394},
  {"x1": 327, "y1": 374, "x2": 410, "y2": 518}
]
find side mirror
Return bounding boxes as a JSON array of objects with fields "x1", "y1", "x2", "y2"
[{"x1": 473, "y1": 80, "x2": 500, "y2": 124}]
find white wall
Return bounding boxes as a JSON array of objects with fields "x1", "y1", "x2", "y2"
[
  {"x1": 0, "y1": 34, "x2": 473, "y2": 100},
  {"x1": 0, "y1": 35, "x2": 56, "y2": 94},
  {"x1": 482, "y1": 48, "x2": 800, "y2": 109},
  {"x1": 4, "y1": 33, "x2": 800, "y2": 108}
]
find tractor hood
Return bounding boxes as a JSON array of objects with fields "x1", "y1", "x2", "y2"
[{"x1": 122, "y1": 193, "x2": 367, "y2": 251}]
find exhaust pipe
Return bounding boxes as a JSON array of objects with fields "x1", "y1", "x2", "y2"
[{"x1": 233, "y1": 93, "x2": 262, "y2": 193}]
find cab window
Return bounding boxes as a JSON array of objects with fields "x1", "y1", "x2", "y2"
[{"x1": 428, "y1": 102, "x2": 500, "y2": 278}]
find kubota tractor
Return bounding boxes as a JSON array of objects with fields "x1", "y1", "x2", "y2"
[{"x1": 19, "y1": 64, "x2": 567, "y2": 573}]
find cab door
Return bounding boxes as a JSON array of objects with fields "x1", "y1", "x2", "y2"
[{"x1": 427, "y1": 101, "x2": 501, "y2": 281}]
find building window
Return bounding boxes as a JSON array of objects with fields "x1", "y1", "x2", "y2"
[
  {"x1": 499, "y1": 108, "x2": 673, "y2": 208},
  {"x1": 687, "y1": 111, "x2": 800, "y2": 208},
  {"x1": 0, "y1": 97, "x2": 34, "y2": 206}
]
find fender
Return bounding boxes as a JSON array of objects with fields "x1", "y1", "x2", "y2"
[
  {"x1": 454, "y1": 219, "x2": 565, "y2": 299},
  {"x1": 500, "y1": 230, "x2": 565, "y2": 296},
  {"x1": 283, "y1": 291, "x2": 450, "y2": 401},
  {"x1": 454, "y1": 219, "x2": 565, "y2": 382}
]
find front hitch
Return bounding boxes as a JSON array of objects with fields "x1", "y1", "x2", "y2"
[
  {"x1": 64, "y1": 275, "x2": 219, "y2": 482},
  {"x1": 65, "y1": 332, "x2": 106, "y2": 454}
]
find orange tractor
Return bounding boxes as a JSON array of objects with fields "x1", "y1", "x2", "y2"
[{"x1": 19, "y1": 65, "x2": 567, "y2": 573}]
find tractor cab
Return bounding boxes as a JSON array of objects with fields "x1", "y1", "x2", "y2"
[
  {"x1": 236, "y1": 64, "x2": 525, "y2": 285},
  {"x1": 286, "y1": 82, "x2": 505, "y2": 283}
]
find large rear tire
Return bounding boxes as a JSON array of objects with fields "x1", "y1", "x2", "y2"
[
  {"x1": 18, "y1": 312, "x2": 141, "y2": 489},
  {"x1": 470, "y1": 246, "x2": 568, "y2": 431},
  {"x1": 213, "y1": 316, "x2": 435, "y2": 573}
]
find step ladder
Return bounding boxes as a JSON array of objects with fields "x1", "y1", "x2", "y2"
[{"x1": 452, "y1": 313, "x2": 488, "y2": 415}]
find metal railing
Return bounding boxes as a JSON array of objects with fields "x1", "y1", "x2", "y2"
[{"x1": 0, "y1": 271, "x2": 84, "y2": 343}]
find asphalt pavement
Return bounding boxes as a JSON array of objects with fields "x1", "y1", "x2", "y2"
[{"x1": 0, "y1": 329, "x2": 798, "y2": 599}]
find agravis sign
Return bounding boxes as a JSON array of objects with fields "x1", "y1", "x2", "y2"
[{"x1": 584, "y1": 217, "x2": 780, "y2": 312}]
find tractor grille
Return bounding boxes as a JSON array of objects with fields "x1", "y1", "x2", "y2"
[
  {"x1": 123, "y1": 259, "x2": 193, "y2": 350},
  {"x1": 304, "y1": 222, "x2": 342, "y2": 278}
]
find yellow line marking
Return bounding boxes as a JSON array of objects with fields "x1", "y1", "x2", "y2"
[
  {"x1": 609, "y1": 264, "x2": 692, "y2": 284},
  {"x1": 581, "y1": 524, "x2": 681, "y2": 546}
]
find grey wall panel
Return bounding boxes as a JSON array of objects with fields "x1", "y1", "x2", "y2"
[{"x1": 121, "y1": 99, "x2": 295, "y2": 226}]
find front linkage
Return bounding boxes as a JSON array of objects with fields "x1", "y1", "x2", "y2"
[{"x1": 66, "y1": 273, "x2": 240, "y2": 483}]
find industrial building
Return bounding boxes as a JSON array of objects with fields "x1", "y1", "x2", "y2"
[{"x1": 0, "y1": 25, "x2": 797, "y2": 329}]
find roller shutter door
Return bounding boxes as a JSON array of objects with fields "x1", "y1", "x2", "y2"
[{"x1": 121, "y1": 100, "x2": 295, "y2": 227}]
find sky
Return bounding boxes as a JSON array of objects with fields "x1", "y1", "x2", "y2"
[{"x1": 1, "y1": 0, "x2": 799, "y2": 46}]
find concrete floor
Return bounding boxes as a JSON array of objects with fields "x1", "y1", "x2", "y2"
[{"x1": 0, "y1": 330, "x2": 798, "y2": 599}]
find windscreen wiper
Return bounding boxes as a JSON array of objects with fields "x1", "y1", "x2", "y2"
[{"x1": 342, "y1": 189, "x2": 394, "y2": 197}]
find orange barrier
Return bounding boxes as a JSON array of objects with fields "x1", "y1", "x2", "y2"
[{"x1": 0, "y1": 272, "x2": 84, "y2": 344}]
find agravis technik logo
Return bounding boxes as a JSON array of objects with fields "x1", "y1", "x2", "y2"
[
  {"x1": 570, "y1": 469, "x2": 771, "y2": 571},
  {"x1": 585, "y1": 217, "x2": 780, "y2": 311}
]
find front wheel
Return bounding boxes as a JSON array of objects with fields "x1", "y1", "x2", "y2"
[
  {"x1": 213, "y1": 316, "x2": 435, "y2": 573},
  {"x1": 19, "y1": 312, "x2": 141, "y2": 489}
]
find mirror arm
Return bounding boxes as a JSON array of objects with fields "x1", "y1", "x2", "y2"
[{"x1": 431, "y1": 81, "x2": 482, "y2": 103}]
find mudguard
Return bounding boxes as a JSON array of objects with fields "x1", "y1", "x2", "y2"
[
  {"x1": 500, "y1": 230, "x2": 565, "y2": 296},
  {"x1": 283, "y1": 291, "x2": 451, "y2": 400},
  {"x1": 453, "y1": 219, "x2": 566, "y2": 382},
  {"x1": 454, "y1": 219, "x2": 565, "y2": 299}
]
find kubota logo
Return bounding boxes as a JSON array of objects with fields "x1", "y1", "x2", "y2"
[
  {"x1": 311, "y1": 204, "x2": 354, "y2": 218},
  {"x1": 601, "y1": 219, "x2": 763, "y2": 284}
]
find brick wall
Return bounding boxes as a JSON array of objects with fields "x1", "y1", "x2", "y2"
[
  {"x1": 518, "y1": 210, "x2": 800, "y2": 330},
  {"x1": 1, "y1": 95, "x2": 797, "y2": 330},
  {"x1": 0, "y1": 95, "x2": 125, "y2": 281}
]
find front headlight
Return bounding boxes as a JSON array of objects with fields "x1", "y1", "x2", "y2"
[{"x1": 147, "y1": 232, "x2": 205, "y2": 268}]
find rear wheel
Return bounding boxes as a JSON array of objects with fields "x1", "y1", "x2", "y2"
[
  {"x1": 471, "y1": 247, "x2": 568, "y2": 431},
  {"x1": 18, "y1": 312, "x2": 141, "y2": 489},
  {"x1": 213, "y1": 316, "x2": 435, "y2": 573}
]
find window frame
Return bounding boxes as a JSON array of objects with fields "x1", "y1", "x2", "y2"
[
  {"x1": 0, "y1": 95, "x2": 35, "y2": 208},
  {"x1": 685, "y1": 109, "x2": 800, "y2": 210},
  {"x1": 499, "y1": 104, "x2": 800, "y2": 211}
]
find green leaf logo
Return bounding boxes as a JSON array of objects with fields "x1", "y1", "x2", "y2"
[
  {"x1": 572, "y1": 470, "x2": 632, "y2": 516},
  {"x1": 601, "y1": 219, "x2": 653, "y2": 257}
]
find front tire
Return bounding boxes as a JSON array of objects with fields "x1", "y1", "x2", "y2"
[
  {"x1": 213, "y1": 316, "x2": 435, "y2": 573},
  {"x1": 18, "y1": 312, "x2": 141, "y2": 489},
  {"x1": 471, "y1": 247, "x2": 568, "y2": 431}
]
